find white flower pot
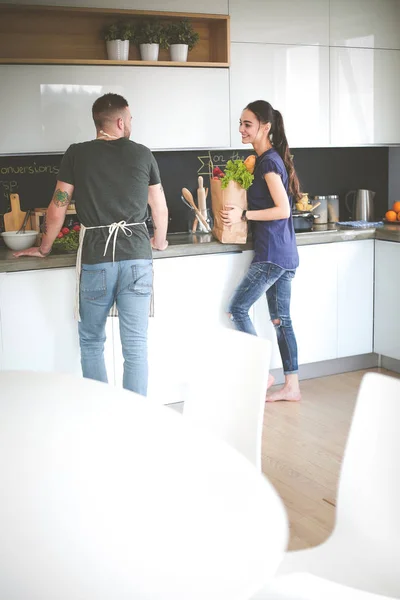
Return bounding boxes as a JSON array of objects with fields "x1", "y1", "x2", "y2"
[
  {"x1": 170, "y1": 44, "x2": 188, "y2": 62},
  {"x1": 139, "y1": 44, "x2": 160, "y2": 61},
  {"x1": 106, "y1": 39, "x2": 129, "y2": 61}
]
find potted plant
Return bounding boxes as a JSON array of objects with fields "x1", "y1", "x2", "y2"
[
  {"x1": 103, "y1": 21, "x2": 133, "y2": 61},
  {"x1": 133, "y1": 19, "x2": 167, "y2": 61},
  {"x1": 164, "y1": 19, "x2": 199, "y2": 62}
]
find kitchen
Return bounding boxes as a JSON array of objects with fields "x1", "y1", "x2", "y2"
[{"x1": 1, "y1": 0, "x2": 400, "y2": 563}]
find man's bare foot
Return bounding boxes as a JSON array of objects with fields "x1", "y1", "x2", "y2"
[
  {"x1": 267, "y1": 373, "x2": 275, "y2": 390},
  {"x1": 266, "y1": 386, "x2": 301, "y2": 402}
]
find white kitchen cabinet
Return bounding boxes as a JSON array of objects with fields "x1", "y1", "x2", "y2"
[
  {"x1": 112, "y1": 251, "x2": 254, "y2": 403},
  {"x1": 374, "y1": 241, "x2": 400, "y2": 360},
  {"x1": 253, "y1": 244, "x2": 339, "y2": 368},
  {"x1": 229, "y1": 0, "x2": 329, "y2": 46},
  {"x1": 330, "y1": 47, "x2": 400, "y2": 145},
  {"x1": 0, "y1": 268, "x2": 81, "y2": 374},
  {"x1": 337, "y1": 240, "x2": 374, "y2": 357},
  {"x1": 0, "y1": 273, "x2": 5, "y2": 370},
  {"x1": 330, "y1": 0, "x2": 400, "y2": 50},
  {"x1": 0, "y1": 65, "x2": 230, "y2": 154},
  {"x1": 0, "y1": 0, "x2": 228, "y2": 13},
  {"x1": 0, "y1": 268, "x2": 117, "y2": 381},
  {"x1": 230, "y1": 43, "x2": 330, "y2": 148}
]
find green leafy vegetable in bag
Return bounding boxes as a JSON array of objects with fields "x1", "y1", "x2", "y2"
[{"x1": 221, "y1": 160, "x2": 254, "y2": 190}]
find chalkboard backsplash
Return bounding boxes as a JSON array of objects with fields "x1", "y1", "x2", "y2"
[{"x1": 0, "y1": 146, "x2": 389, "y2": 233}]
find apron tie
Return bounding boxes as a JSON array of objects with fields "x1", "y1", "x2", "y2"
[{"x1": 74, "y1": 220, "x2": 146, "y2": 321}]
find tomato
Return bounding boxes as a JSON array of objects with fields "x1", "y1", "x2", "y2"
[
  {"x1": 57, "y1": 232, "x2": 64, "y2": 238},
  {"x1": 72, "y1": 225, "x2": 81, "y2": 232},
  {"x1": 61, "y1": 227, "x2": 70, "y2": 234}
]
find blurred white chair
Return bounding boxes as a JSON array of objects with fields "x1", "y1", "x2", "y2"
[
  {"x1": 253, "y1": 573, "x2": 395, "y2": 600},
  {"x1": 0, "y1": 369, "x2": 288, "y2": 600},
  {"x1": 252, "y1": 372, "x2": 400, "y2": 599},
  {"x1": 182, "y1": 327, "x2": 272, "y2": 471}
]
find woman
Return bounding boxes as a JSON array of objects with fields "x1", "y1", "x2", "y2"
[{"x1": 221, "y1": 100, "x2": 301, "y2": 402}]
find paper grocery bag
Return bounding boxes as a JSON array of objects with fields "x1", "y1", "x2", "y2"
[{"x1": 211, "y1": 179, "x2": 248, "y2": 244}]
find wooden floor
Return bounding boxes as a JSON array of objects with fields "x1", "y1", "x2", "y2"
[{"x1": 262, "y1": 367, "x2": 399, "y2": 551}]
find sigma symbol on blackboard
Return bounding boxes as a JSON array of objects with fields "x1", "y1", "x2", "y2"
[{"x1": 196, "y1": 150, "x2": 247, "y2": 176}]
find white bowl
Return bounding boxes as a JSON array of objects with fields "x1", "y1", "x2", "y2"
[{"x1": 1, "y1": 230, "x2": 38, "y2": 251}]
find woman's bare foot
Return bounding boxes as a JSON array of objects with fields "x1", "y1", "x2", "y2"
[
  {"x1": 266, "y1": 386, "x2": 301, "y2": 402},
  {"x1": 267, "y1": 373, "x2": 275, "y2": 390}
]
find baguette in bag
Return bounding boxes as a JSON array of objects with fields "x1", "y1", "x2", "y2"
[{"x1": 211, "y1": 179, "x2": 248, "y2": 244}]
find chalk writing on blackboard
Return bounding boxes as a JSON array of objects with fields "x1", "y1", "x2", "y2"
[
  {"x1": 0, "y1": 164, "x2": 59, "y2": 176},
  {"x1": 196, "y1": 150, "x2": 249, "y2": 176},
  {"x1": 0, "y1": 155, "x2": 62, "y2": 212}
]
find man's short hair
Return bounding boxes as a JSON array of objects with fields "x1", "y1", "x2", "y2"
[{"x1": 92, "y1": 93, "x2": 129, "y2": 128}]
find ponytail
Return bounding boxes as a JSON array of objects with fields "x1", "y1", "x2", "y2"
[
  {"x1": 245, "y1": 100, "x2": 302, "y2": 202},
  {"x1": 272, "y1": 109, "x2": 302, "y2": 202}
]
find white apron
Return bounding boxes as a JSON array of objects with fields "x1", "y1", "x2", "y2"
[{"x1": 74, "y1": 220, "x2": 148, "y2": 321}]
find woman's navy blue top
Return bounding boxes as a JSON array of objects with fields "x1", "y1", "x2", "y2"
[{"x1": 248, "y1": 148, "x2": 299, "y2": 270}]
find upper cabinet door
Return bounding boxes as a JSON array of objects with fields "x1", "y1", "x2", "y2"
[
  {"x1": 3, "y1": 0, "x2": 229, "y2": 13},
  {"x1": 229, "y1": 0, "x2": 329, "y2": 45},
  {"x1": 0, "y1": 65, "x2": 230, "y2": 154},
  {"x1": 330, "y1": 47, "x2": 400, "y2": 145},
  {"x1": 330, "y1": 0, "x2": 400, "y2": 49},
  {"x1": 230, "y1": 43, "x2": 329, "y2": 148}
]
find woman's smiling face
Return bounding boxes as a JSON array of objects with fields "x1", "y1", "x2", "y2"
[{"x1": 239, "y1": 109, "x2": 270, "y2": 145}]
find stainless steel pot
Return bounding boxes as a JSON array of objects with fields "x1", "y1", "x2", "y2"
[{"x1": 292, "y1": 211, "x2": 318, "y2": 232}]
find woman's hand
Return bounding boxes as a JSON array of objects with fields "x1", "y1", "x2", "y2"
[{"x1": 220, "y1": 205, "x2": 242, "y2": 226}]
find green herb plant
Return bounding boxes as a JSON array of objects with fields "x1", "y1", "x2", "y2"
[
  {"x1": 103, "y1": 23, "x2": 120, "y2": 41},
  {"x1": 221, "y1": 160, "x2": 254, "y2": 190},
  {"x1": 52, "y1": 230, "x2": 80, "y2": 252},
  {"x1": 164, "y1": 19, "x2": 199, "y2": 50},
  {"x1": 134, "y1": 19, "x2": 168, "y2": 47}
]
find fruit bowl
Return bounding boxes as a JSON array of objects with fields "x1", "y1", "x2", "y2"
[
  {"x1": 383, "y1": 218, "x2": 400, "y2": 225},
  {"x1": 1, "y1": 230, "x2": 38, "y2": 251}
]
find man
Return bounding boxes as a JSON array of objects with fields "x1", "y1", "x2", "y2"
[{"x1": 15, "y1": 93, "x2": 169, "y2": 396}]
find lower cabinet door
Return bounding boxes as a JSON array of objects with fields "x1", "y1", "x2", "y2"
[
  {"x1": 0, "y1": 268, "x2": 81, "y2": 374},
  {"x1": 337, "y1": 240, "x2": 374, "y2": 357},
  {"x1": 374, "y1": 241, "x2": 400, "y2": 360},
  {"x1": 253, "y1": 244, "x2": 339, "y2": 368},
  {"x1": 112, "y1": 251, "x2": 254, "y2": 403}
]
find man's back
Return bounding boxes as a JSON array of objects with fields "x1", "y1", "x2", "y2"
[{"x1": 58, "y1": 138, "x2": 160, "y2": 264}]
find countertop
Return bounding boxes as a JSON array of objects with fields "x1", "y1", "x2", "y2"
[{"x1": 0, "y1": 225, "x2": 399, "y2": 274}]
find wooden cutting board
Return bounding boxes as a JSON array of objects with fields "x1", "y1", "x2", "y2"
[{"x1": 3, "y1": 194, "x2": 26, "y2": 232}]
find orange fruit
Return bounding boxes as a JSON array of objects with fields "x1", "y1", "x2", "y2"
[
  {"x1": 397, "y1": 212, "x2": 400, "y2": 221},
  {"x1": 393, "y1": 201, "x2": 400, "y2": 212},
  {"x1": 385, "y1": 210, "x2": 397, "y2": 221}
]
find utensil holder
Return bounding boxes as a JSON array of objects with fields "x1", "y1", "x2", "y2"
[{"x1": 189, "y1": 209, "x2": 213, "y2": 234}]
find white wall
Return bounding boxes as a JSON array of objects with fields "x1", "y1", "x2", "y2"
[{"x1": 1, "y1": 0, "x2": 400, "y2": 151}]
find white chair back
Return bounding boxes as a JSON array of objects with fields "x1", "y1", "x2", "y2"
[
  {"x1": 335, "y1": 372, "x2": 400, "y2": 547},
  {"x1": 183, "y1": 327, "x2": 271, "y2": 471}
]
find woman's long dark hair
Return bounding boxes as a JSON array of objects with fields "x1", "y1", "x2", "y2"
[{"x1": 245, "y1": 100, "x2": 301, "y2": 202}]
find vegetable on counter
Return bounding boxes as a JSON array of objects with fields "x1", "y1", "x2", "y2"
[{"x1": 52, "y1": 225, "x2": 80, "y2": 251}]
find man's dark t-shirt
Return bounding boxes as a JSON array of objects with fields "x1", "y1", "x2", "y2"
[{"x1": 58, "y1": 138, "x2": 161, "y2": 264}]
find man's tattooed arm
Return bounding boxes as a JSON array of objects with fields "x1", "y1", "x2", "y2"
[
  {"x1": 52, "y1": 188, "x2": 70, "y2": 207},
  {"x1": 41, "y1": 213, "x2": 48, "y2": 234}
]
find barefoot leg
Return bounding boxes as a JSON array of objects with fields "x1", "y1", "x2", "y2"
[
  {"x1": 266, "y1": 373, "x2": 301, "y2": 402},
  {"x1": 267, "y1": 373, "x2": 275, "y2": 390}
]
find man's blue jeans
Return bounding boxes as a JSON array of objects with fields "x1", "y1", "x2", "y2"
[
  {"x1": 78, "y1": 259, "x2": 152, "y2": 396},
  {"x1": 228, "y1": 262, "x2": 298, "y2": 375}
]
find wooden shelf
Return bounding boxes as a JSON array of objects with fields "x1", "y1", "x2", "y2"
[
  {"x1": 0, "y1": 4, "x2": 230, "y2": 67},
  {"x1": 0, "y1": 58, "x2": 229, "y2": 68}
]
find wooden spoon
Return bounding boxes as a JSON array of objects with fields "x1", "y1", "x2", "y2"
[{"x1": 182, "y1": 188, "x2": 211, "y2": 232}]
